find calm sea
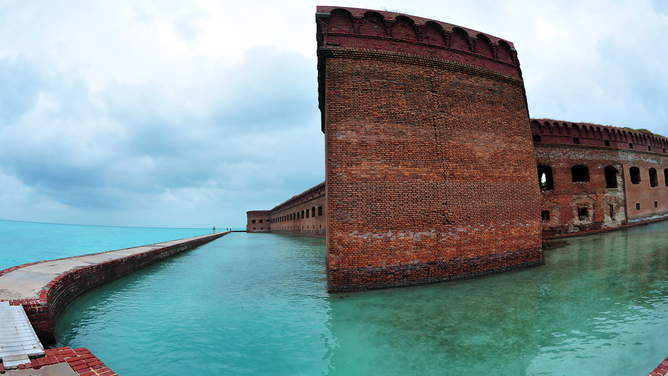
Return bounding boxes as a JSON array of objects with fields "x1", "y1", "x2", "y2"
[
  {"x1": 0, "y1": 219, "x2": 210, "y2": 271},
  {"x1": 51, "y1": 221, "x2": 668, "y2": 376}
]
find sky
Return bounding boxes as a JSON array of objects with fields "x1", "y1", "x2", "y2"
[{"x1": 0, "y1": 0, "x2": 666, "y2": 228}]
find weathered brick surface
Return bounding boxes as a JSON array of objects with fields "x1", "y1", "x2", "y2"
[
  {"x1": 247, "y1": 182, "x2": 327, "y2": 236},
  {"x1": 532, "y1": 119, "x2": 668, "y2": 238},
  {"x1": 317, "y1": 7, "x2": 542, "y2": 292}
]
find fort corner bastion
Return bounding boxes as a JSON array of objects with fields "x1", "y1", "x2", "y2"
[
  {"x1": 251, "y1": 6, "x2": 543, "y2": 292},
  {"x1": 248, "y1": 6, "x2": 668, "y2": 293}
]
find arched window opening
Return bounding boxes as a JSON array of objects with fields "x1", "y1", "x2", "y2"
[
  {"x1": 650, "y1": 168, "x2": 658, "y2": 187},
  {"x1": 537, "y1": 165, "x2": 554, "y2": 191},
  {"x1": 571, "y1": 165, "x2": 590, "y2": 183},
  {"x1": 630, "y1": 167, "x2": 641, "y2": 184},
  {"x1": 604, "y1": 166, "x2": 618, "y2": 189},
  {"x1": 664, "y1": 169, "x2": 668, "y2": 186},
  {"x1": 312, "y1": 206, "x2": 316, "y2": 217}
]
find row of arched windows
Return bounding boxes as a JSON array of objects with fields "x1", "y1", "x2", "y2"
[
  {"x1": 538, "y1": 164, "x2": 668, "y2": 191},
  {"x1": 275, "y1": 206, "x2": 324, "y2": 223}
]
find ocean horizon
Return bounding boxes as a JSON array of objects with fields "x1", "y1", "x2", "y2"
[{"x1": 0, "y1": 218, "x2": 215, "y2": 271}]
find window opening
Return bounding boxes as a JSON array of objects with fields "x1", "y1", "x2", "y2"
[
  {"x1": 629, "y1": 143, "x2": 634, "y2": 149},
  {"x1": 259, "y1": 220, "x2": 263, "y2": 223},
  {"x1": 650, "y1": 168, "x2": 658, "y2": 187},
  {"x1": 533, "y1": 135, "x2": 541, "y2": 143},
  {"x1": 318, "y1": 206, "x2": 323, "y2": 216},
  {"x1": 655, "y1": 201, "x2": 658, "y2": 208},
  {"x1": 604, "y1": 166, "x2": 618, "y2": 188},
  {"x1": 312, "y1": 207, "x2": 316, "y2": 217},
  {"x1": 609, "y1": 204, "x2": 615, "y2": 220},
  {"x1": 578, "y1": 207, "x2": 588, "y2": 220},
  {"x1": 636, "y1": 203, "x2": 640, "y2": 210},
  {"x1": 252, "y1": 220, "x2": 256, "y2": 223},
  {"x1": 573, "y1": 137, "x2": 580, "y2": 144},
  {"x1": 664, "y1": 169, "x2": 668, "y2": 186},
  {"x1": 604, "y1": 140, "x2": 610, "y2": 147},
  {"x1": 571, "y1": 165, "x2": 590, "y2": 182},
  {"x1": 630, "y1": 167, "x2": 641, "y2": 184},
  {"x1": 541, "y1": 211, "x2": 550, "y2": 221},
  {"x1": 537, "y1": 165, "x2": 554, "y2": 191}
]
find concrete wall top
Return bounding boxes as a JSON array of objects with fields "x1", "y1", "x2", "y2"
[
  {"x1": 316, "y1": 5, "x2": 521, "y2": 78},
  {"x1": 531, "y1": 118, "x2": 668, "y2": 154}
]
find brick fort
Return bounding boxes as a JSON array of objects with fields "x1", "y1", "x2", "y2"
[{"x1": 247, "y1": 6, "x2": 668, "y2": 293}]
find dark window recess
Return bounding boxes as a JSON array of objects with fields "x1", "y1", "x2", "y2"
[
  {"x1": 267, "y1": 219, "x2": 271, "y2": 223},
  {"x1": 541, "y1": 211, "x2": 550, "y2": 221},
  {"x1": 655, "y1": 201, "x2": 658, "y2": 208},
  {"x1": 629, "y1": 143, "x2": 634, "y2": 149},
  {"x1": 650, "y1": 168, "x2": 659, "y2": 187},
  {"x1": 609, "y1": 204, "x2": 615, "y2": 220},
  {"x1": 573, "y1": 137, "x2": 580, "y2": 144},
  {"x1": 578, "y1": 207, "x2": 588, "y2": 220},
  {"x1": 604, "y1": 140, "x2": 610, "y2": 146},
  {"x1": 259, "y1": 219, "x2": 263, "y2": 223},
  {"x1": 636, "y1": 203, "x2": 641, "y2": 210},
  {"x1": 537, "y1": 165, "x2": 554, "y2": 191},
  {"x1": 318, "y1": 206, "x2": 323, "y2": 216},
  {"x1": 312, "y1": 207, "x2": 315, "y2": 217},
  {"x1": 571, "y1": 165, "x2": 590, "y2": 182},
  {"x1": 306, "y1": 210, "x2": 309, "y2": 218},
  {"x1": 604, "y1": 166, "x2": 618, "y2": 188},
  {"x1": 630, "y1": 167, "x2": 641, "y2": 184},
  {"x1": 260, "y1": 227, "x2": 263, "y2": 230},
  {"x1": 533, "y1": 135, "x2": 542, "y2": 143},
  {"x1": 664, "y1": 169, "x2": 668, "y2": 186},
  {"x1": 649, "y1": 146, "x2": 652, "y2": 151},
  {"x1": 252, "y1": 220, "x2": 256, "y2": 223}
]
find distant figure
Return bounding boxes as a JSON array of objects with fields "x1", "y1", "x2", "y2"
[{"x1": 213, "y1": 226, "x2": 216, "y2": 234}]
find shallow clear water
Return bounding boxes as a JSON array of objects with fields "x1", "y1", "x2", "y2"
[
  {"x1": 0, "y1": 219, "x2": 209, "y2": 271},
  {"x1": 55, "y1": 222, "x2": 668, "y2": 375}
]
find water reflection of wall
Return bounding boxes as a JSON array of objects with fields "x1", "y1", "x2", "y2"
[{"x1": 324, "y1": 220, "x2": 668, "y2": 375}]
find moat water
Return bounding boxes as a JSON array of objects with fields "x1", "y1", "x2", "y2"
[{"x1": 47, "y1": 221, "x2": 668, "y2": 375}]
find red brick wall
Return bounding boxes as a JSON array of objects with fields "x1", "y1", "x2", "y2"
[
  {"x1": 246, "y1": 210, "x2": 271, "y2": 232},
  {"x1": 270, "y1": 195, "x2": 326, "y2": 237},
  {"x1": 318, "y1": 7, "x2": 543, "y2": 292},
  {"x1": 531, "y1": 120, "x2": 668, "y2": 237}
]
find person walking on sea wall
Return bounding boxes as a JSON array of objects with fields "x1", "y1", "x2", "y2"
[{"x1": 213, "y1": 226, "x2": 216, "y2": 234}]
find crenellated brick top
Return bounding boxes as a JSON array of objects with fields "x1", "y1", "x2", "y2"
[
  {"x1": 270, "y1": 182, "x2": 326, "y2": 214},
  {"x1": 246, "y1": 210, "x2": 270, "y2": 216},
  {"x1": 316, "y1": 6, "x2": 522, "y2": 78},
  {"x1": 531, "y1": 118, "x2": 668, "y2": 154}
]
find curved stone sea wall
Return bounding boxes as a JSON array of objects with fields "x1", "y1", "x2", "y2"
[{"x1": 0, "y1": 232, "x2": 226, "y2": 344}]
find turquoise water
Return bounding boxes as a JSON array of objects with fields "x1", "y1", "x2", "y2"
[
  {"x1": 0, "y1": 219, "x2": 210, "y2": 271},
  {"x1": 54, "y1": 222, "x2": 668, "y2": 375}
]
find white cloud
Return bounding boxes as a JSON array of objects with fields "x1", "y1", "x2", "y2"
[{"x1": 0, "y1": 0, "x2": 666, "y2": 227}]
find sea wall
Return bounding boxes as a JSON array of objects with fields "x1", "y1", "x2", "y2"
[
  {"x1": 317, "y1": 6, "x2": 542, "y2": 292},
  {"x1": 0, "y1": 232, "x2": 227, "y2": 344}
]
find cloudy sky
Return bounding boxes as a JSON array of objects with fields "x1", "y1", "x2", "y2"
[{"x1": 0, "y1": 0, "x2": 666, "y2": 228}]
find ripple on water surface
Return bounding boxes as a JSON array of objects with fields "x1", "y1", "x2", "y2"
[{"x1": 57, "y1": 224, "x2": 668, "y2": 375}]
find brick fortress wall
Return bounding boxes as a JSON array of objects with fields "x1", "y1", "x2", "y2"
[
  {"x1": 531, "y1": 119, "x2": 668, "y2": 238},
  {"x1": 247, "y1": 182, "x2": 327, "y2": 237},
  {"x1": 317, "y1": 6, "x2": 543, "y2": 292}
]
